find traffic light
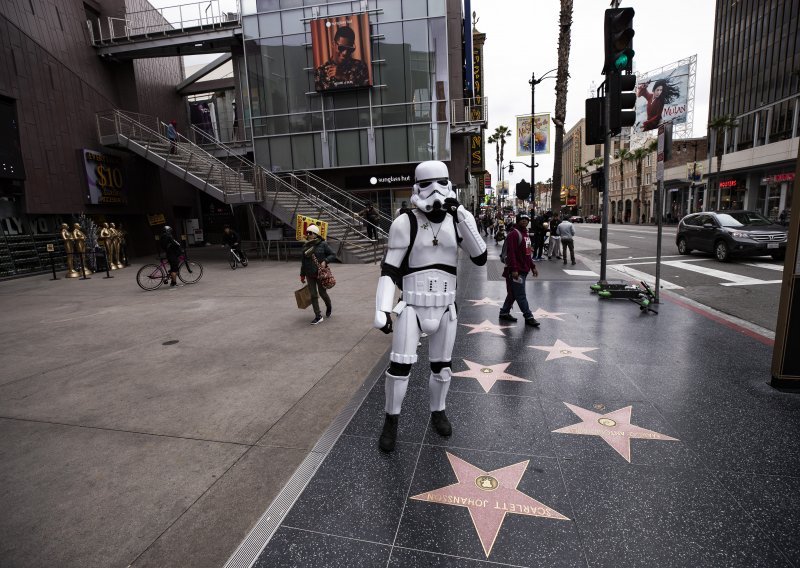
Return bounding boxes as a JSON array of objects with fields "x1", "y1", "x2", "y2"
[
  {"x1": 508, "y1": 164, "x2": 514, "y2": 174},
  {"x1": 603, "y1": 8, "x2": 635, "y2": 74},
  {"x1": 516, "y1": 180, "x2": 531, "y2": 201},
  {"x1": 590, "y1": 168, "x2": 605, "y2": 193},
  {"x1": 585, "y1": 97, "x2": 605, "y2": 144},
  {"x1": 608, "y1": 72, "x2": 637, "y2": 134}
]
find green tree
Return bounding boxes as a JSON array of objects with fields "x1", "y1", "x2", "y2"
[
  {"x1": 487, "y1": 133, "x2": 500, "y2": 185},
  {"x1": 493, "y1": 125, "x2": 511, "y2": 180}
]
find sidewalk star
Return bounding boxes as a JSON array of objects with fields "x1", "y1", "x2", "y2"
[
  {"x1": 467, "y1": 297, "x2": 503, "y2": 306},
  {"x1": 552, "y1": 403, "x2": 679, "y2": 462},
  {"x1": 410, "y1": 452, "x2": 569, "y2": 557},
  {"x1": 529, "y1": 339, "x2": 598, "y2": 362},
  {"x1": 452, "y1": 360, "x2": 531, "y2": 393},
  {"x1": 461, "y1": 319, "x2": 514, "y2": 336},
  {"x1": 531, "y1": 308, "x2": 566, "y2": 320}
]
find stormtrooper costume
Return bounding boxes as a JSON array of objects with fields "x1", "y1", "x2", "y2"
[{"x1": 374, "y1": 160, "x2": 487, "y2": 452}]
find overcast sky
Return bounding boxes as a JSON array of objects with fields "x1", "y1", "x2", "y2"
[{"x1": 149, "y1": 0, "x2": 716, "y2": 187}]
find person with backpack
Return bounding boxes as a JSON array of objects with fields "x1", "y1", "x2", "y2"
[
  {"x1": 357, "y1": 202, "x2": 380, "y2": 240},
  {"x1": 499, "y1": 213, "x2": 540, "y2": 327}
]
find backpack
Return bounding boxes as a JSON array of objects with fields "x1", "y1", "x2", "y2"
[{"x1": 499, "y1": 229, "x2": 518, "y2": 264}]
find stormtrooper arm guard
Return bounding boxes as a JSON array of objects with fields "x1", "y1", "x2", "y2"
[
  {"x1": 454, "y1": 206, "x2": 488, "y2": 265},
  {"x1": 374, "y1": 215, "x2": 411, "y2": 332}
]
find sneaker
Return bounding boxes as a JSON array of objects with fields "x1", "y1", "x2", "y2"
[
  {"x1": 571, "y1": 261, "x2": 576, "y2": 265},
  {"x1": 431, "y1": 410, "x2": 452, "y2": 437},
  {"x1": 311, "y1": 315, "x2": 324, "y2": 325},
  {"x1": 325, "y1": 306, "x2": 332, "y2": 318},
  {"x1": 379, "y1": 413, "x2": 399, "y2": 453},
  {"x1": 499, "y1": 312, "x2": 518, "y2": 322},
  {"x1": 525, "y1": 317, "x2": 541, "y2": 328}
]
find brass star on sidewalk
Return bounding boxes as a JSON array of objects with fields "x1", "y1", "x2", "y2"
[
  {"x1": 467, "y1": 297, "x2": 503, "y2": 306},
  {"x1": 529, "y1": 339, "x2": 598, "y2": 362},
  {"x1": 452, "y1": 360, "x2": 531, "y2": 393},
  {"x1": 461, "y1": 319, "x2": 514, "y2": 336},
  {"x1": 410, "y1": 452, "x2": 569, "y2": 557},
  {"x1": 531, "y1": 308, "x2": 566, "y2": 320},
  {"x1": 552, "y1": 403, "x2": 679, "y2": 462}
]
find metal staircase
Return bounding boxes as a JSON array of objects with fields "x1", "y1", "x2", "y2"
[{"x1": 96, "y1": 109, "x2": 386, "y2": 263}]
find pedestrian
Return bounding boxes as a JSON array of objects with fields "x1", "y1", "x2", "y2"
[
  {"x1": 499, "y1": 213, "x2": 540, "y2": 328},
  {"x1": 358, "y1": 202, "x2": 380, "y2": 240},
  {"x1": 300, "y1": 224, "x2": 336, "y2": 325},
  {"x1": 547, "y1": 214, "x2": 562, "y2": 260},
  {"x1": 532, "y1": 212, "x2": 548, "y2": 260},
  {"x1": 166, "y1": 120, "x2": 178, "y2": 154},
  {"x1": 395, "y1": 200, "x2": 411, "y2": 217},
  {"x1": 557, "y1": 216, "x2": 576, "y2": 265},
  {"x1": 779, "y1": 209, "x2": 787, "y2": 226}
]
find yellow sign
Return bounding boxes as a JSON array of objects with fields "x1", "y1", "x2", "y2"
[
  {"x1": 148, "y1": 213, "x2": 166, "y2": 226},
  {"x1": 296, "y1": 215, "x2": 329, "y2": 241}
]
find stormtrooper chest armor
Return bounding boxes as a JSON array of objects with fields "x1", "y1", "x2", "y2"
[{"x1": 402, "y1": 213, "x2": 458, "y2": 308}]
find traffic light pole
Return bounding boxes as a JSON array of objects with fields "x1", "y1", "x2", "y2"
[{"x1": 600, "y1": 80, "x2": 611, "y2": 282}]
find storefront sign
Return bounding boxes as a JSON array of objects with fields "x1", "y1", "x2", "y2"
[
  {"x1": 471, "y1": 133, "x2": 483, "y2": 170},
  {"x1": 83, "y1": 149, "x2": 127, "y2": 205},
  {"x1": 719, "y1": 180, "x2": 738, "y2": 188},
  {"x1": 296, "y1": 215, "x2": 329, "y2": 241},
  {"x1": 148, "y1": 213, "x2": 166, "y2": 226},
  {"x1": 762, "y1": 173, "x2": 795, "y2": 184},
  {"x1": 344, "y1": 173, "x2": 412, "y2": 189}
]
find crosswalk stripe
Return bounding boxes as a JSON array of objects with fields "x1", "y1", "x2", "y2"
[
  {"x1": 742, "y1": 262, "x2": 784, "y2": 272},
  {"x1": 609, "y1": 264, "x2": 684, "y2": 290},
  {"x1": 720, "y1": 279, "x2": 783, "y2": 287},
  {"x1": 662, "y1": 260, "x2": 774, "y2": 285}
]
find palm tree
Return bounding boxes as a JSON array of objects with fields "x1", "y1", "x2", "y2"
[
  {"x1": 493, "y1": 125, "x2": 511, "y2": 180},
  {"x1": 619, "y1": 139, "x2": 658, "y2": 224},
  {"x1": 551, "y1": 0, "x2": 574, "y2": 212},
  {"x1": 487, "y1": 133, "x2": 499, "y2": 186},
  {"x1": 708, "y1": 114, "x2": 739, "y2": 210}
]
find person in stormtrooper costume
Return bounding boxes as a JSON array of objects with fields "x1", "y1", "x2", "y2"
[{"x1": 374, "y1": 160, "x2": 487, "y2": 452}]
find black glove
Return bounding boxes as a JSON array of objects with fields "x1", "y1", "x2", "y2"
[
  {"x1": 380, "y1": 313, "x2": 393, "y2": 334},
  {"x1": 443, "y1": 197, "x2": 461, "y2": 216}
]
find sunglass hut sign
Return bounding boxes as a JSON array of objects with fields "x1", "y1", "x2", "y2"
[{"x1": 345, "y1": 174, "x2": 412, "y2": 189}]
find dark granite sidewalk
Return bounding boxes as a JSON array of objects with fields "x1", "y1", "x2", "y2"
[{"x1": 230, "y1": 249, "x2": 800, "y2": 568}]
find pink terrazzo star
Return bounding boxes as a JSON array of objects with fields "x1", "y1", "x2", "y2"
[
  {"x1": 460, "y1": 319, "x2": 514, "y2": 336},
  {"x1": 531, "y1": 308, "x2": 566, "y2": 320},
  {"x1": 410, "y1": 452, "x2": 569, "y2": 557},
  {"x1": 467, "y1": 297, "x2": 503, "y2": 306},
  {"x1": 552, "y1": 403, "x2": 680, "y2": 462},
  {"x1": 452, "y1": 360, "x2": 531, "y2": 393},
  {"x1": 529, "y1": 339, "x2": 598, "y2": 362}
]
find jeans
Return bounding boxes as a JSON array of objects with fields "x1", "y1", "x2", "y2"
[
  {"x1": 548, "y1": 236, "x2": 561, "y2": 258},
  {"x1": 308, "y1": 276, "x2": 331, "y2": 316},
  {"x1": 500, "y1": 272, "x2": 532, "y2": 319},
  {"x1": 561, "y1": 239, "x2": 575, "y2": 263}
]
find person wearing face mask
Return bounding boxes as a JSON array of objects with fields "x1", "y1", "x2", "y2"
[
  {"x1": 372, "y1": 160, "x2": 487, "y2": 453},
  {"x1": 314, "y1": 26, "x2": 369, "y2": 91}
]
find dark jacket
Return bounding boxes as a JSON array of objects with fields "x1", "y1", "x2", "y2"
[
  {"x1": 160, "y1": 234, "x2": 182, "y2": 257},
  {"x1": 502, "y1": 224, "x2": 535, "y2": 276},
  {"x1": 300, "y1": 239, "x2": 336, "y2": 278},
  {"x1": 222, "y1": 230, "x2": 240, "y2": 247}
]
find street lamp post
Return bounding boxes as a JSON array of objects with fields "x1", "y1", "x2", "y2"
[{"x1": 529, "y1": 68, "x2": 557, "y2": 212}]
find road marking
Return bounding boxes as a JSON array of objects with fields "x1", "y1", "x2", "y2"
[
  {"x1": 662, "y1": 260, "x2": 776, "y2": 286},
  {"x1": 564, "y1": 269, "x2": 599, "y2": 277},
  {"x1": 720, "y1": 280, "x2": 783, "y2": 287},
  {"x1": 608, "y1": 255, "x2": 684, "y2": 262},
  {"x1": 609, "y1": 264, "x2": 684, "y2": 290},
  {"x1": 628, "y1": 236, "x2": 645, "y2": 239},
  {"x1": 742, "y1": 262, "x2": 784, "y2": 272}
]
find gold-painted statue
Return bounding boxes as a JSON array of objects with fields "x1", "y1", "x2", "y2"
[
  {"x1": 115, "y1": 223, "x2": 127, "y2": 267},
  {"x1": 98, "y1": 223, "x2": 115, "y2": 270},
  {"x1": 61, "y1": 223, "x2": 79, "y2": 278},
  {"x1": 109, "y1": 222, "x2": 124, "y2": 269},
  {"x1": 72, "y1": 223, "x2": 93, "y2": 275}
]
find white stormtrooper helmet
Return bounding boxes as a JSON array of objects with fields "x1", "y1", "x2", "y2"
[{"x1": 411, "y1": 160, "x2": 455, "y2": 213}]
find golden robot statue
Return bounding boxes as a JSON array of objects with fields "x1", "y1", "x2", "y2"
[
  {"x1": 109, "y1": 223, "x2": 123, "y2": 269},
  {"x1": 98, "y1": 223, "x2": 114, "y2": 270},
  {"x1": 72, "y1": 223, "x2": 93, "y2": 275},
  {"x1": 61, "y1": 223, "x2": 79, "y2": 278},
  {"x1": 116, "y1": 223, "x2": 127, "y2": 267}
]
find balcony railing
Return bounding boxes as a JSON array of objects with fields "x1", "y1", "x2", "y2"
[{"x1": 451, "y1": 97, "x2": 489, "y2": 126}]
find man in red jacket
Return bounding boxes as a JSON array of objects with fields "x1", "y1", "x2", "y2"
[{"x1": 499, "y1": 214, "x2": 540, "y2": 327}]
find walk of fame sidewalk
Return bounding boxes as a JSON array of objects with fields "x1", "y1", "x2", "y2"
[{"x1": 232, "y1": 251, "x2": 800, "y2": 568}]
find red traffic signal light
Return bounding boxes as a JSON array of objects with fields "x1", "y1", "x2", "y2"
[{"x1": 603, "y1": 8, "x2": 635, "y2": 75}]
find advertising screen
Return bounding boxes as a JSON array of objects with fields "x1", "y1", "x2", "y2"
[
  {"x1": 634, "y1": 63, "x2": 690, "y2": 133},
  {"x1": 311, "y1": 13, "x2": 373, "y2": 92}
]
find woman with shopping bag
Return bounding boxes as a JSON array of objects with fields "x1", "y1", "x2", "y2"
[{"x1": 299, "y1": 225, "x2": 337, "y2": 325}]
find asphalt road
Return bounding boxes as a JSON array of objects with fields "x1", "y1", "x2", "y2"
[{"x1": 572, "y1": 222, "x2": 784, "y2": 331}]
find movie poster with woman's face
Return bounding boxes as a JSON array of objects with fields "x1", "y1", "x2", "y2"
[
  {"x1": 516, "y1": 113, "x2": 550, "y2": 156},
  {"x1": 311, "y1": 13, "x2": 373, "y2": 92},
  {"x1": 634, "y1": 63, "x2": 690, "y2": 133}
]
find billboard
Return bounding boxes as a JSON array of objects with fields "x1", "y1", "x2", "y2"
[
  {"x1": 83, "y1": 150, "x2": 126, "y2": 205},
  {"x1": 311, "y1": 13, "x2": 372, "y2": 92},
  {"x1": 634, "y1": 63, "x2": 690, "y2": 133},
  {"x1": 516, "y1": 113, "x2": 550, "y2": 156}
]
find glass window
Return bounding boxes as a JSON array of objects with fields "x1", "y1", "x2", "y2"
[
  {"x1": 258, "y1": 13, "x2": 281, "y2": 36},
  {"x1": 283, "y1": 33, "x2": 313, "y2": 113},
  {"x1": 404, "y1": 20, "x2": 431, "y2": 101},
  {"x1": 270, "y1": 136, "x2": 293, "y2": 170},
  {"x1": 378, "y1": 0, "x2": 402, "y2": 22},
  {"x1": 408, "y1": 124, "x2": 432, "y2": 161},
  {"x1": 291, "y1": 134, "x2": 321, "y2": 169},
  {"x1": 380, "y1": 126, "x2": 409, "y2": 163},
  {"x1": 404, "y1": 1, "x2": 427, "y2": 19},
  {"x1": 243, "y1": 16, "x2": 259, "y2": 38},
  {"x1": 427, "y1": 0, "x2": 445, "y2": 18},
  {"x1": 332, "y1": 130, "x2": 364, "y2": 166},
  {"x1": 281, "y1": 9, "x2": 305, "y2": 35},
  {"x1": 256, "y1": 0, "x2": 279, "y2": 11}
]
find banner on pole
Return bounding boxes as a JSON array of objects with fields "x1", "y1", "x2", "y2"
[{"x1": 516, "y1": 113, "x2": 550, "y2": 156}]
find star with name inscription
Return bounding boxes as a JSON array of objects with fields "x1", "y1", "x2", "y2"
[
  {"x1": 529, "y1": 339, "x2": 598, "y2": 362},
  {"x1": 467, "y1": 297, "x2": 503, "y2": 306},
  {"x1": 531, "y1": 308, "x2": 567, "y2": 321},
  {"x1": 410, "y1": 452, "x2": 569, "y2": 557},
  {"x1": 461, "y1": 319, "x2": 514, "y2": 336},
  {"x1": 452, "y1": 360, "x2": 531, "y2": 393},
  {"x1": 552, "y1": 403, "x2": 679, "y2": 462}
]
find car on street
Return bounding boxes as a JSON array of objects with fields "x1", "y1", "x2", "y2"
[
  {"x1": 675, "y1": 210, "x2": 787, "y2": 262},
  {"x1": 569, "y1": 216, "x2": 584, "y2": 223},
  {"x1": 585, "y1": 214, "x2": 600, "y2": 223}
]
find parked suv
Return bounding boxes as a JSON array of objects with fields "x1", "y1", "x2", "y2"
[{"x1": 675, "y1": 210, "x2": 787, "y2": 262}]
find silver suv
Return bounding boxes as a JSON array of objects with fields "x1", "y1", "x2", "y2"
[{"x1": 675, "y1": 210, "x2": 787, "y2": 262}]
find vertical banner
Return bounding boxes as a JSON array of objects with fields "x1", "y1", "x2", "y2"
[
  {"x1": 463, "y1": 0, "x2": 473, "y2": 97},
  {"x1": 311, "y1": 13, "x2": 372, "y2": 92},
  {"x1": 516, "y1": 114, "x2": 550, "y2": 156},
  {"x1": 471, "y1": 132, "x2": 483, "y2": 171}
]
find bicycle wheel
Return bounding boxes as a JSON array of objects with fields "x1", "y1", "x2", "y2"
[
  {"x1": 240, "y1": 252, "x2": 248, "y2": 267},
  {"x1": 136, "y1": 264, "x2": 166, "y2": 291},
  {"x1": 178, "y1": 260, "x2": 204, "y2": 284},
  {"x1": 229, "y1": 252, "x2": 237, "y2": 270}
]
